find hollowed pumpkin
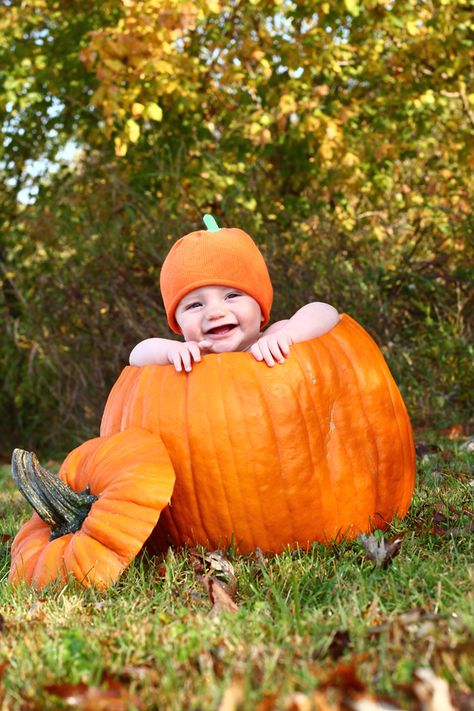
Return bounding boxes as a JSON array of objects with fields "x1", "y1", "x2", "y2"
[{"x1": 100, "y1": 315, "x2": 416, "y2": 553}]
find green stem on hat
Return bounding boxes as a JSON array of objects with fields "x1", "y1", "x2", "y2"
[{"x1": 203, "y1": 214, "x2": 220, "y2": 231}]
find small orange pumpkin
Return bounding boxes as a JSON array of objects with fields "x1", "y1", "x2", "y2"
[
  {"x1": 101, "y1": 315, "x2": 416, "y2": 553},
  {"x1": 9, "y1": 427, "x2": 175, "y2": 589}
]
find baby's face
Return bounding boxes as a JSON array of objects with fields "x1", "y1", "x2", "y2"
[{"x1": 175, "y1": 285, "x2": 263, "y2": 353}]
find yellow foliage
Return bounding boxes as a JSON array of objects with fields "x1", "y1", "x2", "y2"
[
  {"x1": 145, "y1": 102, "x2": 163, "y2": 121},
  {"x1": 126, "y1": 118, "x2": 140, "y2": 142},
  {"x1": 406, "y1": 21, "x2": 421, "y2": 37},
  {"x1": 278, "y1": 94, "x2": 297, "y2": 116},
  {"x1": 114, "y1": 137, "x2": 128, "y2": 157},
  {"x1": 132, "y1": 102, "x2": 145, "y2": 116},
  {"x1": 342, "y1": 152, "x2": 359, "y2": 167}
]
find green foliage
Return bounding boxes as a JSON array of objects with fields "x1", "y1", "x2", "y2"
[{"x1": 0, "y1": 0, "x2": 472, "y2": 453}]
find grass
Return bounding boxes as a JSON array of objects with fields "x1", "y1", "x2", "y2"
[{"x1": 0, "y1": 441, "x2": 472, "y2": 710}]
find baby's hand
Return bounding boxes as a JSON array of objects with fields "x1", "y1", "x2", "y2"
[
  {"x1": 250, "y1": 331, "x2": 293, "y2": 367},
  {"x1": 167, "y1": 341, "x2": 202, "y2": 372}
]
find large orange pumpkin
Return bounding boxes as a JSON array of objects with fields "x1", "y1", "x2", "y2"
[
  {"x1": 9, "y1": 428, "x2": 175, "y2": 589},
  {"x1": 100, "y1": 315, "x2": 416, "y2": 553}
]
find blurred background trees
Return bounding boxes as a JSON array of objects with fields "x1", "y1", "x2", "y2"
[{"x1": 1, "y1": 0, "x2": 472, "y2": 457}]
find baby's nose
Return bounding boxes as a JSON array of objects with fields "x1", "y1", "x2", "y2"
[{"x1": 206, "y1": 303, "x2": 227, "y2": 319}]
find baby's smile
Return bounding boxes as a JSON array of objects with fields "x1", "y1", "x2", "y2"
[{"x1": 205, "y1": 324, "x2": 237, "y2": 337}]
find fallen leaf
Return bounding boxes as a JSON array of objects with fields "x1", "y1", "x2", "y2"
[
  {"x1": 119, "y1": 664, "x2": 159, "y2": 683},
  {"x1": 26, "y1": 601, "x2": 47, "y2": 622},
  {"x1": 450, "y1": 689, "x2": 474, "y2": 711},
  {"x1": 429, "y1": 502, "x2": 449, "y2": 536},
  {"x1": 44, "y1": 674, "x2": 142, "y2": 710},
  {"x1": 256, "y1": 693, "x2": 278, "y2": 710},
  {"x1": 359, "y1": 534, "x2": 403, "y2": 567},
  {"x1": 311, "y1": 689, "x2": 338, "y2": 711},
  {"x1": 446, "y1": 522, "x2": 474, "y2": 538},
  {"x1": 284, "y1": 691, "x2": 312, "y2": 710},
  {"x1": 319, "y1": 661, "x2": 366, "y2": 694},
  {"x1": 413, "y1": 668, "x2": 455, "y2": 711},
  {"x1": 327, "y1": 629, "x2": 351, "y2": 660},
  {"x1": 460, "y1": 437, "x2": 474, "y2": 453},
  {"x1": 363, "y1": 594, "x2": 384, "y2": 626},
  {"x1": 44, "y1": 681, "x2": 89, "y2": 705},
  {"x1": 190, "y1": 550, "x2": 237, "y2": 597},
  {"x1": 317, "y1": 662, "x2": 402, "y2": 710},
  {"x1": 200, "y1": 576, "x2": 239, "y2": 615},
  {"x1": 415, "y1": 442, "x2": 441, "y2": 458},
  {"x1": 439, "y1": 424, "x2": 465, "y2": 440}
]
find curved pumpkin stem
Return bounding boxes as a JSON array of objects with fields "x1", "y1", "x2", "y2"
[{"x1": 11, "y1": 449, "x2": 98, "y2": 541}]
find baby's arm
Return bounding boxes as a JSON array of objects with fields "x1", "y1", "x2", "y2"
[
  {"x1": 251, "y1": 302, "x2": 340, "y2": 366},
  {"x1": 129, "y1": 338, "x2": 202, "y2": 372}
]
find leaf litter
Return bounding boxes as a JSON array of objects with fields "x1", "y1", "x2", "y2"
[
  {"x1": 190, "y1": 549, "x2": 239, "y2": 615},
  {"x1": 358, "y1": 534, "x2": 403, "y2": 567}
]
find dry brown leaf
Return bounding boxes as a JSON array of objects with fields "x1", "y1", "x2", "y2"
[
  {"x1": 284, "y1": 691, "x2": 312, "y2": 710},
  {"x1": 363, "y1": 594, "x2": 385, "y2": 627},
  {"x1": 191, "y1": 550, "x2": 237, "y2": 596},
  {"x1": 26, "y1": 600, "x2": 47, "y2": 622},
  {"x1": 359, "y1": 534, "x2": 403, "y2": 567},
  {"x1": 439, "y1": 424, "x2": 465, "y2": 440},
  {"x1": 201, "y1": 575, "x2": 239, "y2": 615},
  {"x1": 44, "y1": 675, "x2": 142, "y2": 711},
  {"x1": 254, "y1": 547, "x2": 267, "y2": 566},
  {"x1": 319, "y1": 661, "x2": 366, "y2": 695},
  {"x1": 312, "y1": 689, "x2": 339, "y2": 711},
  {"x1": 44, "y1": 681, "x2": 89, "y2": 706},
  {"x1": 415, "y1": 442, "x2": 440, "y2": 458},
  {"x1": 218, "y1": 677, "x2": 244, "y2": 711},
  {"x1": 327, "y1": 630, "x2": 351, "y2": 660},
  {"x1": 119, "y1": 663, "x2": 159, "y2": 683},
  {"x1": 256, "y1": 693, "x2": 278, "y2": 710},
  {"x1": 413, "y1": 668, "x2": 455, "y2": 711}
]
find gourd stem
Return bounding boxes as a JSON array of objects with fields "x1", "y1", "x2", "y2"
[{"x1": 11, "y1": 449, "x2": 98, "y2": 541}]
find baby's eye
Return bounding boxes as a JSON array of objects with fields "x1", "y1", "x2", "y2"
[
  {"x1": 185, "y1": 302, "x2": 202, "y2": 310},
  {"x1": 226, "y1": 292, "x2": 241, "y2": 299}
]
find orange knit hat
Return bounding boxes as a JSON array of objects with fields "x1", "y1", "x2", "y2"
[{"x1": 160, "y1": 217, "x2": 273, "y2": 334}]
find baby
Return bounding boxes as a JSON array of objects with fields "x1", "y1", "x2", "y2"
[{"x1": 129, "y1": 218, "x2": 340, "y2": 372}]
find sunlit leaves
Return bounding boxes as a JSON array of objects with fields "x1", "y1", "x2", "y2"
[
  {"x1": 72, "y1": 0, "x2": 473, "y2": 252},
  {"x1": 145, "y1": 102, "x2": 163, "y2": 122}
]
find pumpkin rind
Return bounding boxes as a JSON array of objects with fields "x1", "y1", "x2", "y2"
[
  {"x1": 100, "y1": 315, "x2": 416, "y2": 553},
  {"x1": 9, "y1": 427, "x2": 175, "y2": 589}
]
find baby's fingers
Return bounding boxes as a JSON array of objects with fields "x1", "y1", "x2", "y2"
[
  {"x1": 277, "y1": 337, "x2": 291, "y2": 357},
  {"x1": 250, "y1": 343, "x2": 264, "y2": 362},
  {"x1": 269, "y1": 341, "x2": 287, "y2": 364},
  {"x1": 169, "y1": 351, "x2": 185, "y2": 372},
  {"x1": 187, "y1": 343, "x2": 202, "y2": 363},
  {"x1": 258, "y1": 340, "x2": 276, "y2": 367}
]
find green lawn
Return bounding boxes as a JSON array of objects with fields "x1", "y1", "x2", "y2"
[{"x1": 0, "y1": 441, "x2": 472, "y2": 710}]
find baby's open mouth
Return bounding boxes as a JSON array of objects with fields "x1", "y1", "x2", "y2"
[{"x1": 205, "y1": 324, "x2": 237, "y2": 336}]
